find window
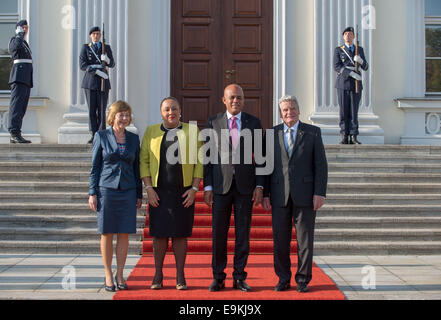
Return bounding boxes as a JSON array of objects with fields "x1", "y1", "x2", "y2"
[
  {"x1": 0, "y1": 0, "x2": 18, "y2": 92},
  {"x1": 426, "y1": 0, "x2": 441, "y2": 93}
]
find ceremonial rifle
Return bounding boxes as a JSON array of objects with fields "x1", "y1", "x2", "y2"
[
  {"x1": 101, "y1": 23, "x2": 107, "y2": 92},
  {"x1": 355, "y1": 25, "x2": 360, "y2": 94}
]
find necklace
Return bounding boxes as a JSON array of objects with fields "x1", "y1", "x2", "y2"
[{"x1": 163, "y1": 122, "x2": 182, "y2": 131}]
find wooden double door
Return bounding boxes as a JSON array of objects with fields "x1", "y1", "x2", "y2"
[{"x1": 171, "y1": 0, "x2": 273, "y2": 129}]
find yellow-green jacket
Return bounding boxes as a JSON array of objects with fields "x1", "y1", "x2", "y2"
[{"x1": 140, "y1": 123, "x2": 203, "y2": 187}]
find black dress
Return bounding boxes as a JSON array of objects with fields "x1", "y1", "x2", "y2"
[{"x1": 148, "y1": 124, "x2": 195, "y2": 238}]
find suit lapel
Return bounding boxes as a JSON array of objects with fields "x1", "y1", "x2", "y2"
[
  {"x1": 291, "y1": 122, "x2": 305, "y2": 157},
  {"x1": 108, "y1": 128, "x2": 118, "y2": 152},
  {"x1": 275, "y1": 124, "x2": 290, "y2": 206},
  {"x1": 278, "y1": 125, "x2": 289, "y2": 162},
  {"x1": 122, "y1": 132, "x2": 132, "y2": 158},
  {"x1": 214, "y1": 113, "x2": 231, "y2": 152}
]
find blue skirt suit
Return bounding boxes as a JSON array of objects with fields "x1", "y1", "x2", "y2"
[{"x1": 89, "y1": 128, "x2": 143, "y2": 235}]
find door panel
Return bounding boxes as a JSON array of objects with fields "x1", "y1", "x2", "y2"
[{"x1": 171, "y1": 0, "x2": 273, "y2": 129}]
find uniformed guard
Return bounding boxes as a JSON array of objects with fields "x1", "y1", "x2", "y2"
[
  {"x1": 333, "y1": 26, "x2": 369, "y2": 145},
  {"x1": 8, "y1": 20, "x2": 33, "y2": 144},
  {"x1": 79, "y1": 26, "x2": 115, "y2": 144}
]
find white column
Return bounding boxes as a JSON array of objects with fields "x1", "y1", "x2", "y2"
[
  {"x1": 310, "y1": 0, "x2": 384, "y2": 144},
  {"x1": 5, "y1": 0, "x2": 46, "y2": 143},
  {"x1": 58, "y1": 0, "x2": 133, "y2": 144},
  {"x1": 405, "y1": 0, "x2": 425, "y2": 97},
  {"x1": 273, "y1": 0, "x2": 287, "y2": 126},
  {"x1": 19, "y1": 0, "x2": 39, "y2": 96}
]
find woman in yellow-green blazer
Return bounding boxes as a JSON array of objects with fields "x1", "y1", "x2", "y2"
[{"x1": 140, "y1": 97, "x2": 203, "y2": 291}]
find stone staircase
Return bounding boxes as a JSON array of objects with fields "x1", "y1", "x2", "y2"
[{"x1": 0, "y1": 144, "x2": 440, "y2": 255}]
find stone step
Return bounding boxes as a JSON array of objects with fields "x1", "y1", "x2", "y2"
[
  {"x1": 328, "y1": 163, "x2": 441, "y2": 173},
  {"x1": 2, "y1": 172, "x2": 440, "y2": 184},
  {"x1": 1, "y1": 143, "x2": 441, "y2": 153},
  {"x1": 0, "y1": 227, "x2": 439, "y2": 242},
  {"x1": 2, "y1": 192, "x2": 441, "y2": 206},
  {"x1": 324, "y1": 145, "x2": 441, "y2": 155},
  {"x1": 320, "y1": 205, "x2": 441, "y2": 217},
  {"x1": 0, "y1": 240, "x2": 142, "y2": 255},
  {"x1": 0, "y1": 214, "x2": 439, "y2": 229},
  {"x1": 314, "y1": 229, "x2": 441, "y2": 241},
  {"x1": 328, "y1": 173, "x2": 441, "y2": 183},
  {"x1": 325, "y1": 194, "x2": 441, "y2": 205},
  {"x1": 0, "y1": 215, "x2": 146, "y2": 229},
  {"x1": 1, "y1": 181, "x2": 439, "y2": 193},
  {"x1": 2, "y1": 161, "x2": 441, "y2": 174},
  {"x1": 1, "y1": 203, "x2": 440, "y2": 217},
  {"x1": 0, "y1": 173, "x2": 91, "y2": 182},
  {"x1": 3, "y1": 154, "x2": 441, "y2": 164},
  {"x1": 4, "y1": 149, "x2": 441, "y2": 162},
  {"x1": 325, "y1": 154, "x2": 441, "y2": 164},
  {"x1": 313, "y1": 241, "x2": 441, "y2": 255},
  {"x1": 0, "y1": 239, "x2": 439, "y2": 255},
  {"x1": 0, "y1": 162, "x2": 91, "y2": 173},
  {"x1": 0, "y1": 153, "x2": 91, "y2": 162},
  {"x1": 0, "y1": 144, "x2": 91, "y2": 152},
  {"x1": 0, "y1": 228, "x2": 143, "y2": 241}
]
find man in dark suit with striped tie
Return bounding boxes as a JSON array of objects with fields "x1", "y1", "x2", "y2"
[
  {"x1": 80, "y1": 26, "x2": 115, "y2": 144},
  {"x1": 263, "y1": 96, "x2": 328, "y2": 293},
  {"x1": 334, "y1": 26, "x2": 369, "y2": 145}
]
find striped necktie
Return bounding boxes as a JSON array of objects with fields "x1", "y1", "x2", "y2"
[
  {"x1": 230, "y1": 116, "x2": 239, "y2": 149},
  {"x1": 287, "y1": 128, "x2": 294, "y2": 157}
]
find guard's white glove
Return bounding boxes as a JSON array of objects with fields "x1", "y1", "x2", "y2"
[
  {"x1": 101, "y1": 54, "x2": 110, "y2": 65},
  {"x1": 349, "y1": 71, "x2": 362, "y2": 81},
  {"x1": 95, "y1": 70, "x2": 109, "y2": 80},
  {"x1": 15, "y1": 26, "x2": 25, "y2": 37},
  {"x1": 345, "y1": 66, "x2": 356, "y2": 71},
  {"x1": 354, "y1": 55, "x2": 364, "y2": 65}
]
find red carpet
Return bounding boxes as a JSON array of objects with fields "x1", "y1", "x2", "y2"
[
  {"x1": 113, "y1": 255, "x2": 345, "y2": 300},
  {"x1": 114, "y1": 188, "x2": 345, "y2": 300},
  {"x1": 141, "y1": 189, "x2": 294, "y2": 255}
]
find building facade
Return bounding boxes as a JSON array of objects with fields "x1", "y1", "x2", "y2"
[{"x1": 0, "y1": 0, "x2": 439, "y2": 145}]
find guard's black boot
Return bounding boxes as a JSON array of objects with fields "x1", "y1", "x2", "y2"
[
  {"x1": 350, "y1": 135, "x2": 362, "y2": 145},
  {"x1": 10, "y1": 133, "x2": 31, "y2": 144},
  {"x1": 339, "y1": 134, "x2": 349, "y2": 145}
]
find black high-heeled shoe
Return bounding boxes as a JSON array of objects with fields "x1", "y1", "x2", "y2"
[
  {"x1": 151, "y1": 274, "x2": 163, "y2": 290},
  {"x1": 104, "y1": 278, "x2": 116, "y2": 292},
  {"x1": 115, "y1": 275, "x2": 129, "y2": 291}
]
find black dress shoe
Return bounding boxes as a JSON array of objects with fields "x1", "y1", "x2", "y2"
[
  {"x1": 209, "y1": 279, "x2": 225, "y2": 292},
  {"x1": 10, "y1": 133, "x2": 31, "y2": 144},
  {"x1": 233, "y1": 280, "x2": 251, "y2": 292},
  {"x1": 275, "y1": 282, "x2": 291, "y2": 292},
  {"x1": 350, "y1": 135, "x2": 362, "y2": 145},
  {"x1": 297, "y1": 283, "x2": 309, "y2": 293},
  {"x1": 87, "y1": 137, "x2": 94, "y2": 144}
]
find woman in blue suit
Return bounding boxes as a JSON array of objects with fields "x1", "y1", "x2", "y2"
[{"x1": 88, "y1": 100, "x2": 143, "y2": 292}]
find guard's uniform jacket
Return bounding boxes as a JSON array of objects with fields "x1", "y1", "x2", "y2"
[
  {"x1": 79, "y1": 42, "x2": 115, "y2": 91},
  {"x1": 79, "y1": 42, "x2": 115, "y2": 135},
  {"x1": 8, "y1": 33, "x2": 33, "y2": 134},
  {"x1": 333, "y1": 45, "x2": 369, "y2": 137},
  {"x1": 333, "y1": 45, "x2": 368, "y2": 91}
]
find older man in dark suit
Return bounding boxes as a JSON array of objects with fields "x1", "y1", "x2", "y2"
[
  {"x1": 204, "y1": 84, "x2": 265, "y2": 292},
  {"x1": 263, "y1": 95, "x2": 328, "y2": 293}
]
